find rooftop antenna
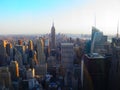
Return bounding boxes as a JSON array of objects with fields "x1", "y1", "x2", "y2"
[
  {"x1": 94, "y1": 13, "x2": 96, "y2": 27},
  {"x1": 117, "y1": 19, "x2": 119, "y2": 38},
  {"x1": 52, "y1": 19, "x2": 54, "y2": 26}
]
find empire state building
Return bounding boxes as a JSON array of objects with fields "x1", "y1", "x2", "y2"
[{"x1": 50, "y1": 23, "x2": 56, "y2": 49}]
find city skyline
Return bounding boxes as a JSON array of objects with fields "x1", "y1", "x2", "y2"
[{"x1": 0, "y1": 0, "x2": 120, "y2": 35}]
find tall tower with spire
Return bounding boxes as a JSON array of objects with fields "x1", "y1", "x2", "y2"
[{"x1": 50, "y1": 22, "x2": 56, "y2": 49}]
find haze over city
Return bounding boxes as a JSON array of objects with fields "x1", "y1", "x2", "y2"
[
  {"x1": 0, "y1": 1, "x2": 120, "y2": 90},
  {"x1": 0, "y1": 0, "x2": 120, "y2": 35}
]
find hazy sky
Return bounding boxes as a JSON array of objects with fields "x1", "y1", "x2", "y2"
[{"x1": 0, "y1": 0, "x2": 120, "y2": 35}]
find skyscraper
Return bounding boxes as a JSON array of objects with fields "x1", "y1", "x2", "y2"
[
  {"x1": 13, "y1": 48, "x2": 23, "y2": 67},
  {"x1": 0, "y1": 40, "x2": 7, "y2": 56},
  {"x1": 44, "y1": 38, "x2": 50, "y2": 59},
  {"x1": 111, "y1": 21, "x2": 120, "y2": 79},
  {"x1": 0, "y1": 40, "x2": 10, "y2": 66},
  {"x1": 14, "y1": 45, "x2": 25, "y2": 55},
  {"x1": 61, "y1": 43, "x2": 74, "y2": 71},
  {"x1": 18, "y1": 40, "x2": 23, "y2": 45},
  {"x1": 61, "y1": 43, "x2": 74, "y2": 86},
  {"x1": 84, "y1": 53, "x2": 106, "y2": 90},
  {"x1": 36, "y1": 37, "x2": 45, "y2": 64},
  {"x1": 51, "y1": 22, "x2": 56, "y2": 49},
  {"x1": 6, "y1": 43, "x2": 13, "y2": 60},
  {"x1": 36, "y1": 38, "x2": 47, "y2": 77},
  {"x1": 28, "y1": 40, "x2": 34, "y2": 51},
  {"x1": 9, "y1": 61, "x2": 19, "y2": 80},
  {"x1": 91, "y1": 27, "x2": 100, "y2": 42},
  {"x1": 0, "y1": 67, "x2": 12, "y2": 89},
  {"x1": 26, "y1": 68, "x2": 35, "y2": 79},
  {"x1": 6, "y1": 43, "x2": 12, "y2": 56},
  {"x1": 91, "y1": 27, "x2": 108, "y2": 54},
  {"x1": 109, "y1": 37, "x2": 120, "y2": 90}
]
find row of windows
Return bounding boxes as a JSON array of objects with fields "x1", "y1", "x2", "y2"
[
  {"x1": 61, "y1": 47, "x2": 73, "y2": 50},
  {"x1": 61, "y1": 50, "x2": 73, "y2": 53},
  {"x1": 61, "y1": 54, "x2": 73, "y2": 57},
  {"x1": 61, "y1": 57, "x2": 74, "y2": 61}
]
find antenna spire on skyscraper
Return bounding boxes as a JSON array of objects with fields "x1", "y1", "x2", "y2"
[
  {"x1": 52, "y1": 19, "x2": 54, "y2": 27},
  {"x1": 94, "y1": 13, "x2": 96, "y2": 27},
  {"x1": 117, "y1": 19, "x2": 119, "y2": 38}
]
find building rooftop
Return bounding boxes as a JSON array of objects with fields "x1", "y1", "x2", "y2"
[
  {"x1": 86, "y1": 53, "x2": 104, "y2": 59},
  {"x1": 115, "y1": 46, "x2": 120, "y2": 50},
  {"x1": 61, "y1": 43, "x2": 74, "y2": 46}
]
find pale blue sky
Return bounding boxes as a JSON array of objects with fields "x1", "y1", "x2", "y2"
[{"x1": 0, "y1": 0, "x2": 120, "y2": 35}]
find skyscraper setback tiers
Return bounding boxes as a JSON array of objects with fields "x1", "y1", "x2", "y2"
[{"x1": 50, "y1": 23, "x2": 56, "y2": 50}]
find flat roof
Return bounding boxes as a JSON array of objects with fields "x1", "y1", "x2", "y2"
[
  {"x1": 86, "y1": 53, "x2": 104, "y2": 59},
  {"x1": 116, "y1": 46, "x2": 120, "y2": 48},
  {"x1": 61, "y1": 43, "x2": 74, "y2": 46}
]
